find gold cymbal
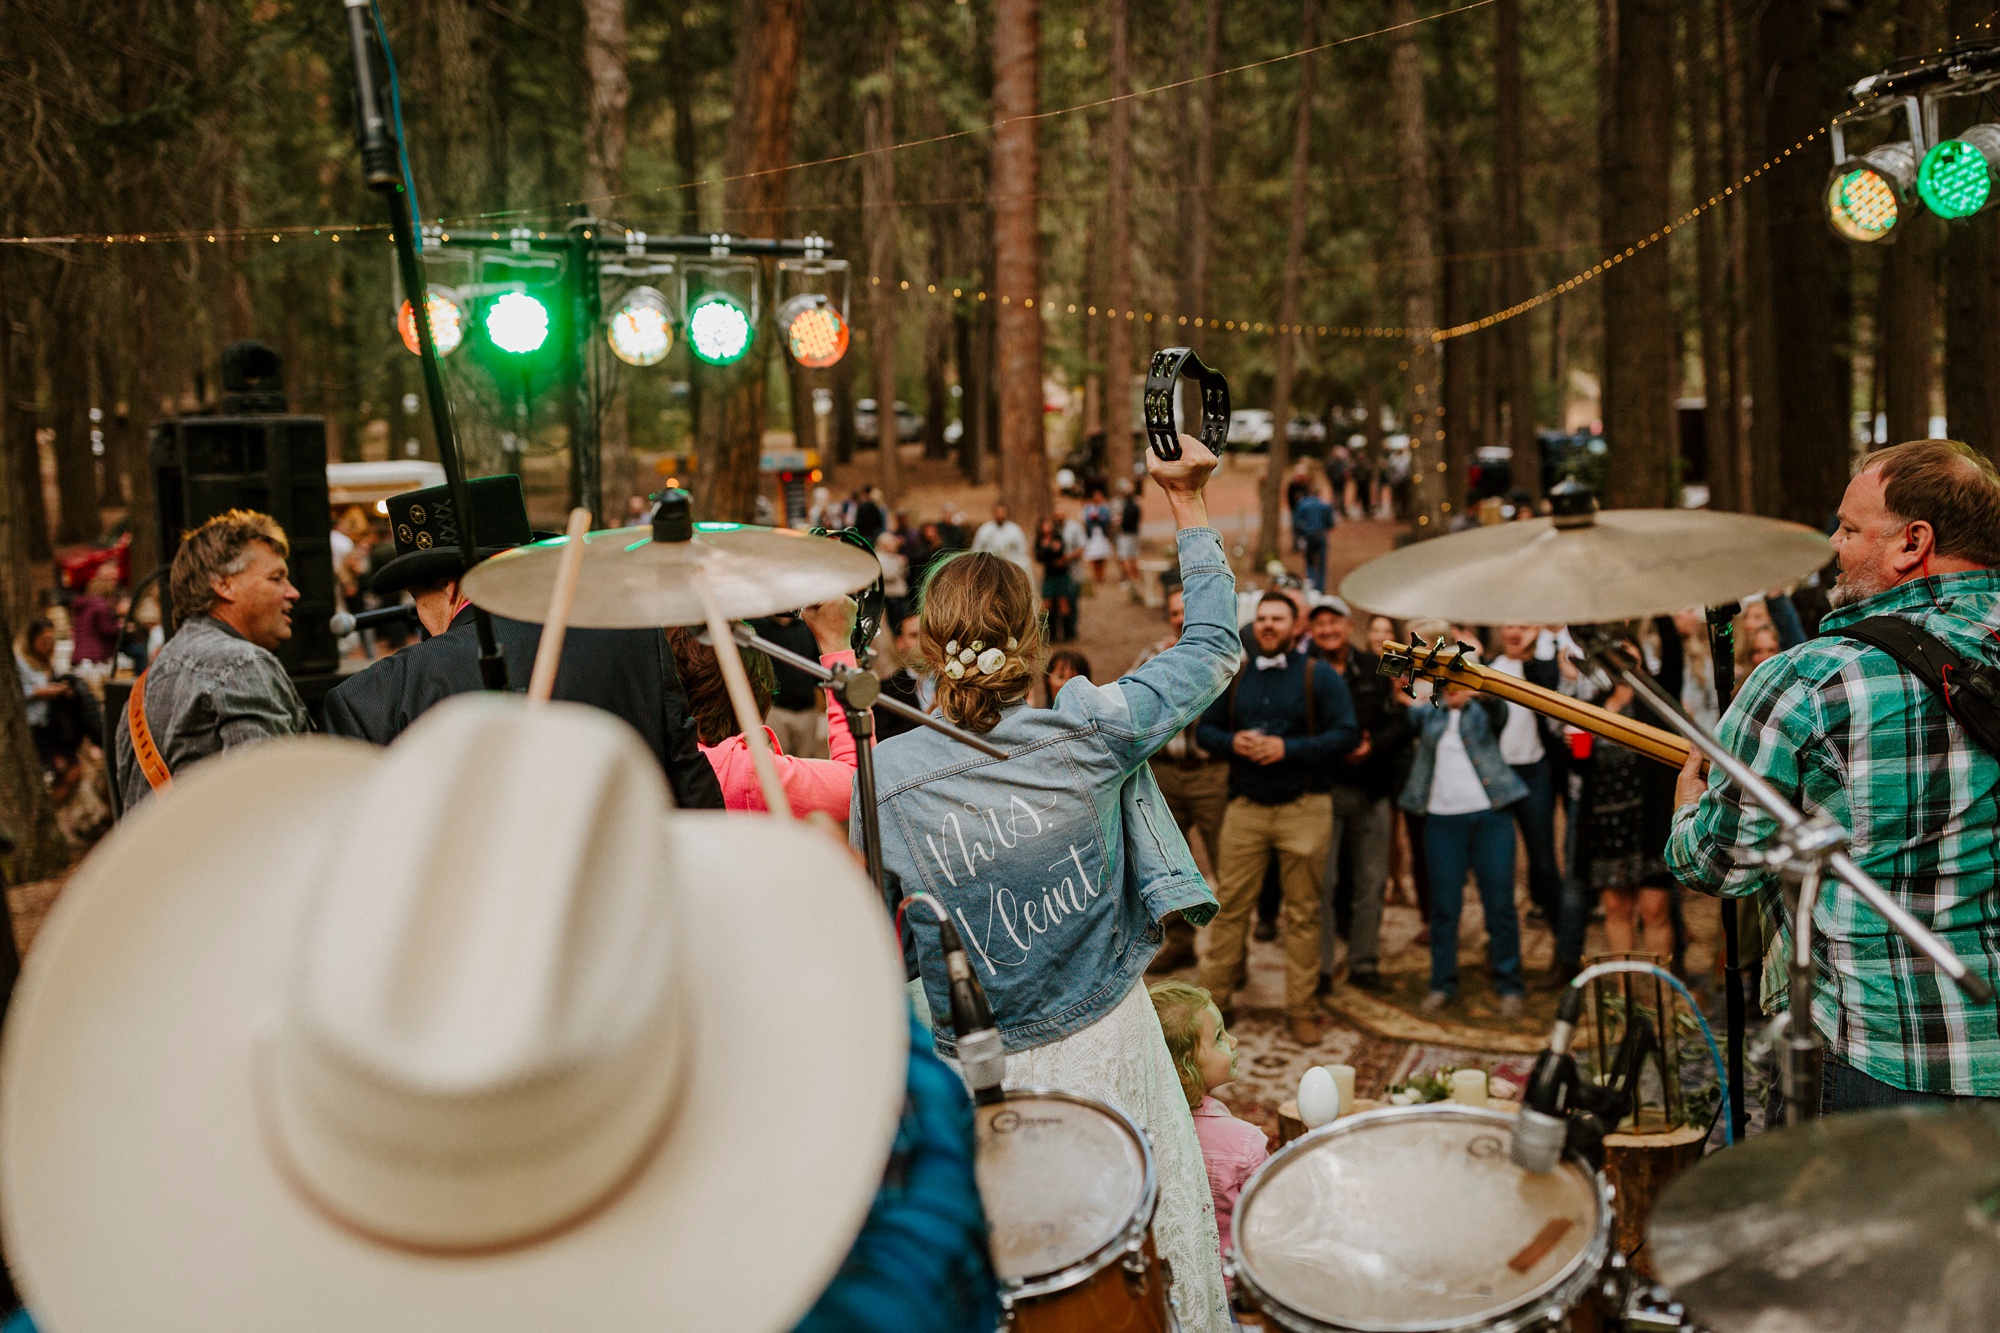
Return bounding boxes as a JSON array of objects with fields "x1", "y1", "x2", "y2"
[
  {"x1": 1339, "y1": 507, "x2": 1831, "y2": 625},
  {"x1": 1649, "y1": 1105, "x2": 2000, "y2": 1333},
  {"x1": 461, "y1": 521, "x2": 882, "y2": 628}
]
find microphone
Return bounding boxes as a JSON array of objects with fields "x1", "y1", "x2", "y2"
[
  {"x1": 1512, "y1": 985, "x2": 1584, "y2": 1174},
  {"x1": 330, "y1": 603, "x2": 421, "y2": 637},
  {"x1": 937, "y1": 915, "x2": 1006, "y2": 1105}
]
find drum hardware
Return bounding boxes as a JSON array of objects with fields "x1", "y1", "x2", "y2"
[
  {"x1": 1338, "y1": 487, "x2": 1832, "y2": 626},
  {"x1": 1142, "y1": 347, "x2": 1230, "y2": 462},
  {"x1": 1574, "y1": 630, "x2": 1996, "y2": 1125}
]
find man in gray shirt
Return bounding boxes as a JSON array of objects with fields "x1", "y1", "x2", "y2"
[{"x1": 114, "y1": 509, "x2": 307, "y2": 811}]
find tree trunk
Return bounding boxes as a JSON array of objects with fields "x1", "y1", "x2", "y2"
[
  {"x1": 583, "y1": 0, "x2": 633, "y2": 519},
  {"x1": 705, "y1": 0, "x2": 804, "y2": 522},
  {"x1": 954, "y1": 301, "x2": 981, "y2": 481},
  {"x1": 1389, "y1": 0, "x2": 1444, "y2": 534},
  {"x1": 0, "y1": 266, "x2": 32, "y2": 631},
  {"x1": 1882, "y1": 0, "x2": 1940, "y2": 449},
  {"x1": 1494, "y1": 0, "x2": 1538, "y2": 500},
  {"x1": 1440, "y1": 157, "x2": 1475, "y2": 520},
  {"x1": 1718, "y1": 0, "x2": 1756, "y2": 508},
  {"x1": 666, "y1": 0, "x2": 703, "y2": 232},
  {"x1": 1600, "y1": 0, "x2": 1676, "y2": 510},
  {"x1": 924, "y1": 309, "x2": 950, "y2": 461},
  {"x1": 1688, "y1": 0, "x2": 1736, "y2": 509},
  {"x1": 1257, "y1": 0, "x2": 1317, "y2": 563},
  {"x1": 1944, "y1": 0, "x2": 2000, "y2": 465},
  {"x1": 1102, "y1": 0, "x2": 1136, "y2": 490},
  {"x1": 866, "y1": 12, "x2": 902, "y2": 502},
  {"x1": 992, "y1": 0, "x2": 1049, "y2": 531},
  {"x1": 831, "y1": 351, "x2": 857, "y2": 464},
  {"x1": 1755, "y1": 0, "x2": 1852, "y2": 523},
  {"x1": 1180, "y1": 0, "x2": 1222, "y2": 356},
  {"x1": 49, "y1": 267, "x2": 100, "y2": 545},
  {"x1": 0, "y1": 589, "x2": 66, "y2": 884}
]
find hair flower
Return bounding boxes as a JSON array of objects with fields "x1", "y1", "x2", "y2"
[
  {"x1": 976, "y1": 647, "x2": 1006, "y2": 674},
  {"x1": 1007, "y1": 637, "x2": 1018, "y2": 650},
  {"x1": 971, "y1": 640, "x2": 985, "y2": 652},
  {"x1": 959, "y1": 648, "x2": 976, "y2": 664},
  {"x1": 944, "y1": 659, "x2": 965, "y2": 679},
  {"x1": 945, "y1": 640, "x2": 960, "y2": 656}
]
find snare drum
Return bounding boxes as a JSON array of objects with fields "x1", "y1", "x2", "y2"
[
  {"x1": 974, "y1": 1087, "x2": 1177, "y2": 1332},
  {"x1": 1230, "y1": 1105, "x2": 1613, "y2": 1333}
]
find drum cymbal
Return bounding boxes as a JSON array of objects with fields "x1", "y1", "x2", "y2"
[
  {"x1": 462, "y1": 521, "x2": 883, "y2": 627},
  {"x1": 1339, "y1": 508, "x2": 1831, "y2": 625},
  {"x1": 1649, "y1": 1106, "x2": 2000, "y2": 1333}
]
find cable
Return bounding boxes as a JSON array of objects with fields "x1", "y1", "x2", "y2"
[{"x1": 1568, "y1": 960, "x2": 1733, "y2": 1147}]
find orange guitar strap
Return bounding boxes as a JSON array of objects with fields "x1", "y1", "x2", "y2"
[{"x1": 127, "y1": 669, "x2": 173, "y2": 793}]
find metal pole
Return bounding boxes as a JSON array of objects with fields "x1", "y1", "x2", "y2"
[
  {"x1": 343, "y1": 0, "x2": 507, "y2": 691},
  {"x1": 1707, "y1": 603, "x2": 1749, "y2": 1142},
  {"x1": 567, "y1": 217, "x2": 603, "y2": 526}
]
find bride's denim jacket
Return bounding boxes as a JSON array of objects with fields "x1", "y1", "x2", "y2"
[{"x1": 861, "y1": 527, "x2": 1240, "y2": 1055}]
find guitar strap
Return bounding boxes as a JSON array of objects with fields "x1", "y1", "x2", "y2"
[{"x1": 127, "y1": 669, "x2": 174, "y2": 793}]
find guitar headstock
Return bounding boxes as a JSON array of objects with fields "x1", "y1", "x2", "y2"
[{"x1": 1377, "y1": 637, "x2": 1485, "y2": 698}]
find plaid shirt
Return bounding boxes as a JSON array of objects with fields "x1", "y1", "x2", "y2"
[{"x1": 1665, "y1": 570, "x2": 2000, "y2": 1095}]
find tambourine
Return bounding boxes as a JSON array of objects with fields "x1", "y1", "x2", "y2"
[
  {"x1": 1143, "y1": 347, "x2": 1230, "y2": 461},
  {"x1": 809, "y1": 525, "x2": 887, "y2": 666}
]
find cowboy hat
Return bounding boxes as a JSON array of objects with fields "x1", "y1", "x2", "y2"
[{"x1": 0, "y1": 695, "x2": 907, "y2": 1332}]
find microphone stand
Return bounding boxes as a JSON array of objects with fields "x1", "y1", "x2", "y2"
[
  {"x1": 342, "y1": 0, "x2": 507, "y2": 691},
  {"x1": 1705, "y1": 602, "x2": 1749, "y2": 1144},
  {"x1": 731, "y1": 624, "x2": 1007, "y2": 905},
  {"x1": 1577, "y1": 631, "x2": 1995, "y2": 1125}
]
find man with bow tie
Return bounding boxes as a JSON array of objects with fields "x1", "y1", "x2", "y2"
[{"x1": 1195, "y1": 591, "x2": 1360, "y2": 1044}]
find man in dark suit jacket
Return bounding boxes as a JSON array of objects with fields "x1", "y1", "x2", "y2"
[{"x1": 322, "y1": 476, "x2": 722, "y2": 811}]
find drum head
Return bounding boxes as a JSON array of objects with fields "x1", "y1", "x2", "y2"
[
  {"x1": 976, "y1": 1091, "x2": 1151, "y2": 1284},
  {"x1": 1237, "y1": 1107, "x2": 1602, "y2": 1331}
]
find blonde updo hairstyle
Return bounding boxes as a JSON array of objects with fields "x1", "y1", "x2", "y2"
[{"x1": 917, "y1": 551, "x2": 1046, "y2": 734}]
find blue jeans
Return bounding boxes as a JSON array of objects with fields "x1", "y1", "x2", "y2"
[
  {"x1": 1301, "y1": 538, "x2": 1326, "y2": 591},
  {"x1": 1554, "y1": 770, "x2": 1590, "y2": 971},
  {"x1": 1821, "y1": 1059, "x2": 1996, "y2": 1114},
  {"x1": 1509, "y1": 757, "x2": 1562, "y2": 922},
  {"x1": 1423, "y1": 806, "x2": 1524, "y2": 996}
]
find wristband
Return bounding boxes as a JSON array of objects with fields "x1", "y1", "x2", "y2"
[{"x1": 1143, "y1": 347, "x2": 1230, "y2": 461}]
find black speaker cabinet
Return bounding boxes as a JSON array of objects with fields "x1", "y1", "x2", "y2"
[{"x1": 150, "y1": 415, "x2": 338, "y2": 678}]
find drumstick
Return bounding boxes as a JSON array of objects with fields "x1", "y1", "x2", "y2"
[
  {"x1": 526, "y1": 508, "x2": 593, "y2": 707},
  {"x1": 693, "y1": 569, "x2": 794, "y2": 819}
]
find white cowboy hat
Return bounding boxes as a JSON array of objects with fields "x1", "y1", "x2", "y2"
[{"x1": 0, "y1": 695, "x2": 907, "y2": 1332}]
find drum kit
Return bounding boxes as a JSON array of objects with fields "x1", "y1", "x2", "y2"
[{"x1": 456, "y1": 432, "x2": 1998, "y2": 1332}]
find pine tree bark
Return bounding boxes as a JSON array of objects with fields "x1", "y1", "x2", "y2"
[
  {"x1": 1102, "y1": 0, "x2": 1136, "y2": 490},
  {"x1": 1723, "y1": 0, "x2": 1764, "y2": 511},
  {"x1": 666, "y1": 0, "x2": 703, "y2": 232},
  {"x1": 0, "y1": 267, "x2": 32, "y2": 631},
  {"x1": 991, "y1": 0, "x2": 1050, "y2": 531},
  {"x1": 1257, "y1": 0, "x2": 1317, "y2": 563},
  {"x1": 1389, "y1": 0, "x2": 1444, "y2": 534},
  {"x1": 1178, "y1": 0, "x2": 1221, "y2": 355},
  {"x1": 1944, "y1": 0, "x2": 2000, "y2": 464},
  {"x1": 705, "y1": 0, "x2": 804, "y2": 522},
  {"x1": 1882, "y1": 0, "x2": 1940, "y2": 448},
  {"x1": 1493, "y1": 0, "x2": 1538, "y2": 499},
  {"x1": 865, "y1": 11, "x2": 902, "y2": 502},
  {"x1": 0, "y1": 588, "x2": 66, "y2": 883},
  {"x1": 1689, "y1": 0, "x2": 1736, "y2": 508},
  {"x1": 49, "y1": 266, "x2": 100, "y2": 544},
  {"x1": 1601, "y1": 0, "x2": 1676, "y2": 510},
  {"x1": 583, "y1": 0, "x2": 633, "y2": 518}
]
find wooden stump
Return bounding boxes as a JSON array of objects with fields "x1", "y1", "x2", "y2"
[
  {"x1": 1276, "y1": 1098, "x2": 1385, "y2": 1146},
  {"x1": 1601, "y1": 1123, "x2": 1709, "y2": 1276}
]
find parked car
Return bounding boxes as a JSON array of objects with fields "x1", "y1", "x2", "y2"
[
  {"x1": 1226, "y1": 408, "x2": 1275, "y2": 450},
  {"x1": 855, "y1": 398, "x2": 925, "y2": 444},
  {"x1": 1536, "y1": 429, "x2": 1608, "y2": 496},
  {"x1": 1286, "y1": 416, "x2": 1328, "y2": 449}
]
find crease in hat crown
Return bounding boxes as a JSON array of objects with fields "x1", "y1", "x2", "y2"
[{"x1": 262, "y1": 696, "x2": 688, "y2": 1250}]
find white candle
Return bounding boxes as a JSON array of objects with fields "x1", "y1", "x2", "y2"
[
  {"x1": 1450, "y1": 1068, "x2": 1488, "y2": 1106},
  {"x1": 1325, "y1": 1064, "x2": 1357, "y2": 1116}
]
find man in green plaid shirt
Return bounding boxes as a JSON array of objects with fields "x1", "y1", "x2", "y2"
[{"x1": 1667, "y1": 440, "x2": 2000, "y2": 1111}]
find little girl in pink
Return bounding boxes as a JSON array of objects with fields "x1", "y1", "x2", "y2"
[{"x1": 1149, "y1": 980, "x2": 1270, "y2": 1282}]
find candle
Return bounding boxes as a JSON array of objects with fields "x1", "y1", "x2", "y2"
[
  {"x1": 1450, "y1": 1068, "x2": 1488, "y2": 1106},
  {"x1": 1325, "y1": 1064, "x2": 1357, "y2": 1116}
]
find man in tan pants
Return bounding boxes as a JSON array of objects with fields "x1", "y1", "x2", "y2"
[{"x1": 1194, "y1": 594, "x2": 1358, "y2": 1044}]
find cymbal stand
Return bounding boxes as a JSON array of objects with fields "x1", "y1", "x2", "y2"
[
  {"x1": 732, "y1": 624, "x2": 1007, "y2": 903},
  {"x1": 1576, "y1": 631, "x2": 1995, "y2": 1125}
]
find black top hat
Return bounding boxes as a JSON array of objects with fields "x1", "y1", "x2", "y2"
[{"x1": 371, "y1": 474, "x2": 543, "y2": 596}]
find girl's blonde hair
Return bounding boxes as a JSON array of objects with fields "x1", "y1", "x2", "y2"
[
  {"x1": 1148, "y1": 979, "x2": 1218, "y2": 1108},
  {"x1": 916, "y1": 551, "x2": 1046, "y2": 734}
]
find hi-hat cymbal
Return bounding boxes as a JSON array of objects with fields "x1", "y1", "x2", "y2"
[
  {"x1": 1339, "y1": 507, "x2": 1831, "y2": 625},
  {"x1": 1649, "y1": 1106, "x2": 2000, "y2": 1333},
  {"x1": 462, "y1": 521, "x2": 882, "y2": 627}
]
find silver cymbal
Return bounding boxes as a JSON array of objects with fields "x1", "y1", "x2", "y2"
[
  {"x1": 1338, "y1": 509, "x2": 1831, "y2": 624},
  {"x1": 1649, "y1": 1106, "x2": 2000, "y2": 1333},
  {"x1": 461, "y1": 522, "x2": 883, "y2": 627}
]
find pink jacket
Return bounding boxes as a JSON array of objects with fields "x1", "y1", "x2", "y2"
[
  {"x1": 701, "y1": 649, "x2": 860, "y2": 817},
  {"x1": 1192, "y1": 1095, "x2": 1270, "y2": 1280}
]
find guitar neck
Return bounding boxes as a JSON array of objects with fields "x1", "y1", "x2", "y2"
[{"x1": 1392, "y1": 647, "x2": 1693, "y2": 769}]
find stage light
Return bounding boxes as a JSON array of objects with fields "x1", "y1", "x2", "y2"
[
  {"x1": 777, "y1": 293, "x2": 850, "y2": 369},
  {"x1": 486, "y1": 290, "x2": 551, "y2": 355},
  {"x1": 396, "y1": 291, "x2": 466, "y2": 357},
  {"x1": 687, "y1": 292, "x2": 753, "y2": 366},
  {"x1": 1825, "y1": 143, "x2": 1917, "y2": 242},
  {"x1": 607, "y1": 286, "x2": 673, "y2": 366},
  {"x1": 1918, "y1": 125, "x2": 2000, "y2": 218}
]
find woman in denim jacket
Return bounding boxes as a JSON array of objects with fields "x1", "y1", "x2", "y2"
[
  {"x1": 1400, "y1": 681, "x2": 1531, "y2": 1012},
  {"x1": 863, "y1": 435, "x2": 1238, "y2": 1333}
]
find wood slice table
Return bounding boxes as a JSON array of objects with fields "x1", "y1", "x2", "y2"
[{"x1": 1601, "y1": 1122, "x2": 1709, "y2": 1276}]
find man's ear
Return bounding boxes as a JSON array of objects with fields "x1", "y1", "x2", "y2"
[
  {"x1": 1894, "y1": 520, "x2": 1935, "y2": 572},
  {"x1": 208, "y1": 573, "x2": 237, "y2": 607}
]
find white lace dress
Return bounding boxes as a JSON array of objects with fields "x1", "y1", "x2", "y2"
[{"x1": 952, "y1": 980, "x2": 1233, "y2": 1333}]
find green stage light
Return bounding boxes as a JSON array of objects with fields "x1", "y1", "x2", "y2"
[
  {"x1": 607, "y1": 286, "x2": 673, "y2": 366},
  {"x1": 1918, "y1": 126, "x2": 2000, "y2": 219},
  {"x1": 1826, "y1": 143, "x2": 1917, "y2": 243},
  {"x1": 687, "y1": 292, "x2": 753, "y2": 365},
  {"x1": 486, "y1": 290, "x2": 551, "y2": 355},
  {"x1": 396, "y1": 291, "x2": 466, "y2": 357}
]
